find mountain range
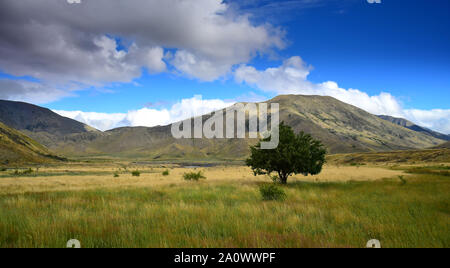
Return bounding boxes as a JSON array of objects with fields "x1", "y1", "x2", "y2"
[{"x1": 0, "y1": 95, "x2": 448, "y2": 161}]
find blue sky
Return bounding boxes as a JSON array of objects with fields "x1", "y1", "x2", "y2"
[{"x1": 0, "y1": 0, "x2": 449, "y2": 133}]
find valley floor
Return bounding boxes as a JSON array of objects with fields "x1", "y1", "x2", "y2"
[{"x1": 0, "y1": 162, "x2": 448, "y2": 248}]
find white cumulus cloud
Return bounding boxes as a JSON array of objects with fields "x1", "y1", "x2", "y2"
[{"x1": 54, "y1": 96, "x2": 235, "y2": 131}]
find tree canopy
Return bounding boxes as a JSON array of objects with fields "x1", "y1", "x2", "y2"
[{"x1": 246, "y1": 122, "x2": 327, "y2": 184}]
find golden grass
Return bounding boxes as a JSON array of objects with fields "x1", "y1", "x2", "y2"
[{"x1": 0, "y1": 165, "x2": 405, "y2": 194}]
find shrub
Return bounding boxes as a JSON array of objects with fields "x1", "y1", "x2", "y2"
[
  {"x1": 183, "y1": 171, "x2": 206, "y2": 181},
  {"x1": 0, "y1": 168, "x2": 6, "y2": 172},
  {"x1": 131, "y1": 170, "x2": 141, "y2": 177},
  {"x1": 162, "y1": 170, "x2": 170, "y2": 176},
  {"x1": 23, "y1": 168, "x2": 33, "y2": 175},
  {"x1": 13, "y1": 168, "x2": 33, "y2": 176},
  {"x1": 114, "y1": 172, "x2": 120, "y2": 178},
  {"x1": 259, "y1": 184, "x2": 286, "y2": 201}
]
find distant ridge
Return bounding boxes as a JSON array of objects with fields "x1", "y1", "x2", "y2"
[{"x1": 378, "y1": 115, "x2": 450, "y2": 141}]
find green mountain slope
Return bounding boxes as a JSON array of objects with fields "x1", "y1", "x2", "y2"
[{"x1": 0, "y1": 122, "x2": 61, "y2": 165}]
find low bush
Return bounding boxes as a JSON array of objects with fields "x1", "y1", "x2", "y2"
[
  {"x1": 131, "y1": 170, "x2": 141, "y2": 177},
  {"x1": 162, "y1": 170, "x2": 170, "y2": 176},
  {"x1": 24, "y1": 168, "x2": 33, "y2": 175},
  {"x1": 183, "y1": 171, "x2": 206, "y2": 181},
  {"x1": 13, "y1": 168, "x2": 34, "y2": 176},
  {"x1": 259, "y1": 184, "x2": 286, "y2": 201}
]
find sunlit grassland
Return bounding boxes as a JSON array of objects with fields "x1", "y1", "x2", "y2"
[
  {"x1": 0, "y1": 164, "x2": 448, "y2": 248},
  {"x1": 0, "y1": 165, "x2": 405, "y2": 194}
]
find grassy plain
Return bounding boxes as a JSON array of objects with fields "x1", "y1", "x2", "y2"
[{"x1": 0, "y1": 160, "x2": 448, "y2": 248}]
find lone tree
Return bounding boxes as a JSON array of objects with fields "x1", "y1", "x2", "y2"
[{"x1": 246, "y1": 122, "x2": 326, "y2": 184}]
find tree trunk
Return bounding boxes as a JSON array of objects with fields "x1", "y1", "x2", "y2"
[{"x1": 278, "y1": 172, "x2": 288, "y2": 184}]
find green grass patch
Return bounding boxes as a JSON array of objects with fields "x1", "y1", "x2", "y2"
[
  {"x1": 0, "y1": 174, "x2": 448, "y2": 248},
  {"x1": 259, "y1": 184, "x2": 286, "y2": 201},
  {"x1": 349, "y1": 163, "x2": 366, "y2": 167},
  {"x1": 405, "y1": 166, "x2": 450, "y2": 177}
]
